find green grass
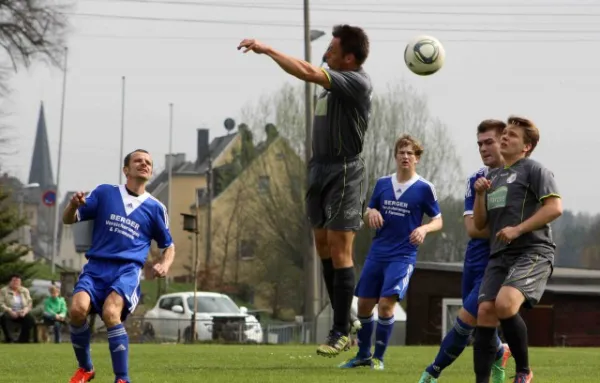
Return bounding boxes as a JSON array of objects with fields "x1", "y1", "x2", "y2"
[{"x1": 0, "y1": 344, "x2": 596, "y2": 382}]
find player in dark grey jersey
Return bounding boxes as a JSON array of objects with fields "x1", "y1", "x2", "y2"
[
  {"x1": 472, "y1": 116, "x2": 562, "y2": 383},
  {"x1": 238, "y1": 25, "x2": 372, "y2": 357}
]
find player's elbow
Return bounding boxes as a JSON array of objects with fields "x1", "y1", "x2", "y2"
[
  {"x1": 473, "y1": 216, "x2": 486, "y2": 231},
  {"x1": 305, "y1": 68, "x2": 330, "y2": 88}
]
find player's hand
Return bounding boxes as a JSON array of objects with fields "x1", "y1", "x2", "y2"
[
  {"x1": 69, "y1": 191, "x2": 86, "y2": 207},
  {"x1": 409, "y1": 227, "x2": 427, "y2": 245},
  {"x1": 153, "y1": 262, "x2": 169, "y2": 278},
  {"x1": 367, "y1": 208, "x2": 384, "y2": 229},
  {"x1": 474, "y1": 178, "x2": 491, "y2": 195},
  {"x1": 237, "y1": 38, "x2": 270, "y2": 54},
  {"x1": 496, "y1": 226, "x2": 522, "y2": 244}
]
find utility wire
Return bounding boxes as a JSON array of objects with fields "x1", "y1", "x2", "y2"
[
  {"x1": 77, "y1": 0, "x2": 600, "y2": 17},
  {"x1": 65, "y1": 13, "x2": 600, "y2": 33}
]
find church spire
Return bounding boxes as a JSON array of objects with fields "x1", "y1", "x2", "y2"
[{"x1": 28, "y1": 101, "x2": 55, "y2": 189}]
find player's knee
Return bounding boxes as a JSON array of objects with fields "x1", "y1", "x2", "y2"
[
  {"x1": 70, "y1": 301, "x2": 89, "y2": 323},
  {"x1": 102, "y1": 294, "x2": 125, "y2": 327},
  {"x1": 494, "y1": 288, "x2": 523, "y2": 319},
  {"x1": 476, "y1": 301, "x2": 497, "y2": 326},
  {"x1": 377, "y1": 297, "x2": 396, "y2": 318},
  {"x1": 357, "y1": 298, "x2": 377, "y2": 317},
  {"x1": 457, "y1": 307, "x2": 477, "y2": 327},
  {"x1": 327, "y1": 231, "x2": 354, "y2": 267}
]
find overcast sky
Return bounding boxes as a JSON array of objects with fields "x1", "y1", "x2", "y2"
[{"x1": 4, "y1": 0, "x2": 599, "y2": 213}]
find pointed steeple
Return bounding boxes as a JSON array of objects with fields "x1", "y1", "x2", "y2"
[{"x1": 28, "y1": 102, "x2": 54, "y2": 189}]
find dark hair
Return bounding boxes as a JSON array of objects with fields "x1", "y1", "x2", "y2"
[
  {"x1": 123, "y1": 149, "x2": 150, "y2": 167},
  {"x1": 507, "y1": 116, "x2": 539, "y2": 157},
  {"x1": 332, "y1": 24, "x2": 370, "y2": 66},
  {"x1": 9, "y1": 274, "x2": 21, "y2": 280},
  {"x1": 394, "y1": 134, "x2": 424, "y2": 158},
  {"x1": 477, "y1": 119, "x2": 506, "y2": 136}
]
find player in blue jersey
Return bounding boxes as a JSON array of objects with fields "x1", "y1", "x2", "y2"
[
  {"x1": 62, "y1": 149, "x2": 175, "y2": 383},
  {"x1": 418, "y1": 120, "x2": 512, "y2": 383},
  {"x1": 339, "y1": 134, "x2": 443, "y2": 370}
]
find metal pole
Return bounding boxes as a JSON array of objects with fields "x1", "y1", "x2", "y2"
[
  {"x1": 303, "y1": 0, "x2": 319, "y2": 340},
  {"x1": 119, "y1": 76, "x2": 126, "y2": 184},
  {"x1": 51, "y1": 47, "x2": 69, "y2": 276},
  {"x1": 167, "y1": 103, "x2": 173, "y2": 290},
  {"x1": 191, "y1": 190, "x2": 199, "y2": 344},
  {"x1": 206, "y1": 157, "x2": 212, "y2": 273}
]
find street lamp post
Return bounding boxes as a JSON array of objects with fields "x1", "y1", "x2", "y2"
[
  {"x1": 181, "y1": 210, "x2": 199, "y2": 344},
  {"x1": 303, "y1": 0, "x2": 326, "y2": 340}
]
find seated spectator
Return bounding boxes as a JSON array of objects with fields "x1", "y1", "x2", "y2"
[
  {"x1": 43, "y1": 285, "x2": 67, "y2": 343},
  {"x1": 0, "y1": 274, "x2": 35, "y2": 343}
]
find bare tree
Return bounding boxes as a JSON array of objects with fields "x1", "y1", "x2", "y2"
[{"x1": 0, "y1": 0, "x2": 69, "y2": 74}]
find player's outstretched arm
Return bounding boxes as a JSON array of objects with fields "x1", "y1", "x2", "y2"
[{"x1": 237, "y1": 39, "x2": 331, "y2": 89}]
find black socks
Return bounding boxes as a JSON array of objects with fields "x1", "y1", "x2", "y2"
[
  {"x1": 332, "y1": 266, "x2": 355, "y2": 335},
  {"x1": 473, "y1": 326, "x2": 498, "y2": 383},
  {"x1": 321, "y1": 258, "x2": 335, "y2": 306},
  {"x1": 500, "y1": 314, "x2": 530, "y2": 374}
]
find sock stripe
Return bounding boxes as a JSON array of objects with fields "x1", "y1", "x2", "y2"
[
  {"x1": 377, "y1": 316, "x2": 395, "y2": 326},
  {"x1": 359, "y1": 315, "x2": 374, "y2": 324},
  {"x1": 108, "y1": 329, "x2": 128, "y2": 338},
  {"x1": 453, "y1": 321, "x2": 474, "y2": 336}
]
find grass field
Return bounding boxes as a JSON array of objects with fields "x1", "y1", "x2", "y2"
[{"x1": 0, "y1": 344, "x2": 595, "y2": 382}]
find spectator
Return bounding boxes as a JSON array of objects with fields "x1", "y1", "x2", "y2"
[
  {"x1": 0, "y1": 274, "x2": 35, "y2": 343},
  {"x1": 43, "y1": 285, "x2": 67, "y2": 343}
]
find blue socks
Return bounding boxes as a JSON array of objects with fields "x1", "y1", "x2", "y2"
[
  {"x1": 71, "y1": 322, "x2": 93, "y2": 371},
  {"x1": 108, "y1": 323, "x2": 130, "y2": 382},
  {"x1": 426, "y1": 317, "x2": 506, "y2": 378},
  {"x1": 357, "y1": 315, "x2": 374, "y2": 358},
  {"x1": 356, "y1": 314, "x2": 395, "y2": 361},
  {"x1": 426, "y1": 317, "x2": 473, "y2": 378},
  {"x1": 373, "y1": 315, "x2": 395, "y2": 361},
  {"x1": 494, "y1": 330, "x2": 505, "y2": 360}
]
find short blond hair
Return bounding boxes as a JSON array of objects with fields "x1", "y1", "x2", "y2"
[{"x1": 394, "y1": 134, "x2": 424, "y2": 158}]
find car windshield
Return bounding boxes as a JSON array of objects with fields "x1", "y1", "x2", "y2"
[{"x1": 186, "y1": 295, "x2": 241, "y2": 314}]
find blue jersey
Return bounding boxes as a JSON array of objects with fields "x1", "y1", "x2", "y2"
[
  {"x1": 76, "y1": 184, "x2": 173, "y2": 266},
  {"x1": 463, "y1": 167, "x2": 490, "y2": 270},
  {"x1": 367, "y1": 174, "x2": 441, "y2": 262}
]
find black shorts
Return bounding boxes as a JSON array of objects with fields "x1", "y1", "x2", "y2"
[
  {"x1": 305, "y1": 157, "x2": 366, "y2": 231},
  {"x1": 478, "y1": 252, "x2": 553, "y2": 308}
]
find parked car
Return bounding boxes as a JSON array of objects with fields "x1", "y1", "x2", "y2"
[{"x1": 143, "y1": 291, "x2": 263, "y2": 343}]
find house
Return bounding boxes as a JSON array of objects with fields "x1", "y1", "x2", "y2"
[
  {"x1": 145, "y1": 127, "x2": 241, "y2": 280},
  {"x1": 406, "y1": 261, "x2": 600, "y2": 347},
  {"x1": 186, "y1": 124, "x2": 306, "y2": 311}
]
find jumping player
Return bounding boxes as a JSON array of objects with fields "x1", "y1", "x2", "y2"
[
  {"x1": 62, "y1": 149, "x2": 175, "y2": 383},
  {"x1": 238, "y1": 25, "x2": 372, "y2": 356},
  {"x1": 473, "y1": 117, "x2": 562, "y2": 383},
  {"x1": 339, "y1": 134, "x2": 442, "y2": 370},
  {"x1": 418, "y1": 120, "x2": 512, "y2": 383}
]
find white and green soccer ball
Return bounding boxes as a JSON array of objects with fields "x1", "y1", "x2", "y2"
[{"x1": 404, "y1": 35, "x2": 446, "y2": 76}]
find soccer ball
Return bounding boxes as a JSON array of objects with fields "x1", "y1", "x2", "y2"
[{"x1": 404, "y1": 35, "x2": 445, "y2": 76}]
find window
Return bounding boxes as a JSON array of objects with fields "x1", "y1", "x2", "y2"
[
  {"x1": 186, "y1": 295, "x2": 240, "y2": 314},
  {"x1": 239, "y1": 239, "x2": 256, "y2": 261},
  {"x1": 159, "y1": 298, "x2": 174, "y2": 310},
  {"x1": 258, "y1": 175, "x2": 270, "y2": 194}
]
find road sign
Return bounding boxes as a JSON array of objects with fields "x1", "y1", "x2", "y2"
[{"x1": 42, "y1": 190, "x2": 56, "y2": 207}]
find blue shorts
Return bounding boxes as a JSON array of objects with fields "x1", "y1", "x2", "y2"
[
  {"x1": 355, "y1": 258, "x2": 415, "y2": 300},
  {"x1": 462, "y1": 266, "x2": 485, "y2": 317},
  {"x1": 73, "y1": 258, "x2": 143, "y2": 321}
]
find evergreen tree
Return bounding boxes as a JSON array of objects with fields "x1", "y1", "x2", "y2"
[{"x1": 0, "y1": 185, "x2": 36, "y2": 285}]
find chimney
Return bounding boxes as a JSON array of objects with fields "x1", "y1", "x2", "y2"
[
  {"x1": 165, "y1": 153, "x2": 186, "y2": 171},
  {"x1": 196, "y1": 128, "x2": 209, "y2": 164}
]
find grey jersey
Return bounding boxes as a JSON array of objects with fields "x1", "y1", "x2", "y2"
[
  {"x1": 312, "y1": 68, "x2": 372, "y2": 162},
  {"x1": 485, "y1": 157, "x2": 560, "y2": 258}
]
